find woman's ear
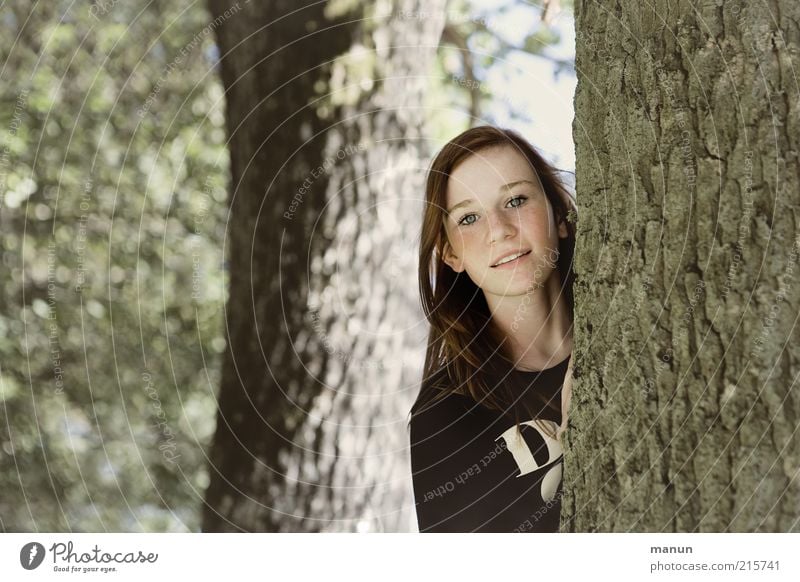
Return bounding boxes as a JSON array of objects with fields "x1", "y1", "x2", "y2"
[
  {"x1": 442, "y1": 240, "x2": 465, "y2": 273},
  {"x1": 557, "y1": 215, "x2": 569, "y2": 239},
  {"x1": 558, "y1": 220, "x2": 569, "y2": 238}
]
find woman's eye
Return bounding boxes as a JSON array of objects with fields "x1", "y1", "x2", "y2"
[
  {"x1": 458, "y1": 213, "x2": 478, "y2": 226},
  {"x1": 456, "y1": 197, "x2": 528, "y2": 226},
  {"x1": 508, "y1": 195, "x2": 527, "y2": 208}
]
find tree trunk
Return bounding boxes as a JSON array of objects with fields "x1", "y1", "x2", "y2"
[
  {"x1": 202, "y1": 0, "x2": 446, "y2": 532},
  {"x1": 566, "y1": 0, "x2": 800, "y2": 531}
]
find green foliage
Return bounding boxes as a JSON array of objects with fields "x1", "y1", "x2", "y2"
[
  {"x1": 0, "y1": 0, "x2": 227, "y2": 531},
  {"x1": 428, "y1": 0, "x2": 575, "y2": 152}
]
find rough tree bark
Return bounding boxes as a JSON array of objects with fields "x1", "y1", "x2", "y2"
[
  {"x1": 201, "y1": 0, "x2": 446, "y2": 532},
  {"x1": 566, "y1": 0, "x2": 799, "y2": 531}
]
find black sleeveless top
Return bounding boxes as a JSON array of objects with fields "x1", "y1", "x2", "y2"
[{"x1": 409, "y1": 355, "x2": 570, "y2": 532}]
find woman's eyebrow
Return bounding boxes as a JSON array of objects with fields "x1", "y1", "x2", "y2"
[
  {"x1": 501, "y1": 179, "x2": 537, "y2": 190},
  {"x1": 446, "y1": 199, "x2": 474, "y2": 215}
]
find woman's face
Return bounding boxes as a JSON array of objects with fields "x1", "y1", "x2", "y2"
[{"x1": 441, "y1": 145, "x2": 568, "y2": 299}]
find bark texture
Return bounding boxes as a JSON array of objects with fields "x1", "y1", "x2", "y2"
[
  {"x1": 202, "y1": 0, "x2": 445, "y2": 531},
  {"x1": 566, "y1": 0, "x2": 800, "y2": 531}
]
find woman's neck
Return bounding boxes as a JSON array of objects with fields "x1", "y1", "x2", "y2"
[{"x1": 484, "y1": 271, "x2": 573, "y2": 371}]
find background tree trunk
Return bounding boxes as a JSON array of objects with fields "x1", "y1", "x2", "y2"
[
  {"x1": 202, "y1": 0, "x2": 446, "y2": 532},
  {"x1": 566, "y1": 0, "x2": 799, "y2": 531}
]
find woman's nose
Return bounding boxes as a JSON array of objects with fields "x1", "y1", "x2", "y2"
[{"x1": 486, "y1": 211, "x2": 517, "y2": 244}]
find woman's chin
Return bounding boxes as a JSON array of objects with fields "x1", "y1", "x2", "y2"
[{"x1": 481, "y1": 279, "x2": 544, "y2": 299}]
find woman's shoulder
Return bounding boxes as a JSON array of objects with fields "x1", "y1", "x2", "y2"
[
  {"x1": 421, "y1": 364, "x2": 463, "y2": 395},
  {"x1": 409, "y1": 365, "x2": 472, "y2": 424}
]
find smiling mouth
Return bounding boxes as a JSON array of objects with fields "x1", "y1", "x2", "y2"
[{"x1": 491, "y1": 250, "x2": 531, "y2": 268}]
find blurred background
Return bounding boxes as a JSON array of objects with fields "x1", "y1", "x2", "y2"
[{"x1": 0, "y1": 0, "x2": 575, "y2": 532}]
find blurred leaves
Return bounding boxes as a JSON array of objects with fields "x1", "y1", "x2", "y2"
[
  {"x1": 428, "y1": 0, "x2": 574, "y2": 151},
  {"x1": 0, "y1": 0, "x2": 227, "y2": 531}
]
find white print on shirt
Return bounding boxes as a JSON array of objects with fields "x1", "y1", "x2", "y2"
[{"x1": 495, "y1": 419, "x2": 563, "y2": 503}]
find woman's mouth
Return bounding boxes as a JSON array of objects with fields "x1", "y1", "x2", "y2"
[{"x1": 491, "y1": 250, "x2": 531, "y2": 268}]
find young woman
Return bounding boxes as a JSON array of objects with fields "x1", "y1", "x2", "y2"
[{"x1": 408, "y1": 125, "x2": 577, "y2": 533}]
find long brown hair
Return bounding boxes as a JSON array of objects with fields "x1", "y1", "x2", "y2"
[{"x1": 408, "y1": 125, "x2": 577, "y2": 440}]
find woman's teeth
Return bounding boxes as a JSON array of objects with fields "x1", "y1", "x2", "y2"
[{"x1": 493, "y1": 250, "x2": 530, "y2": 267}]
